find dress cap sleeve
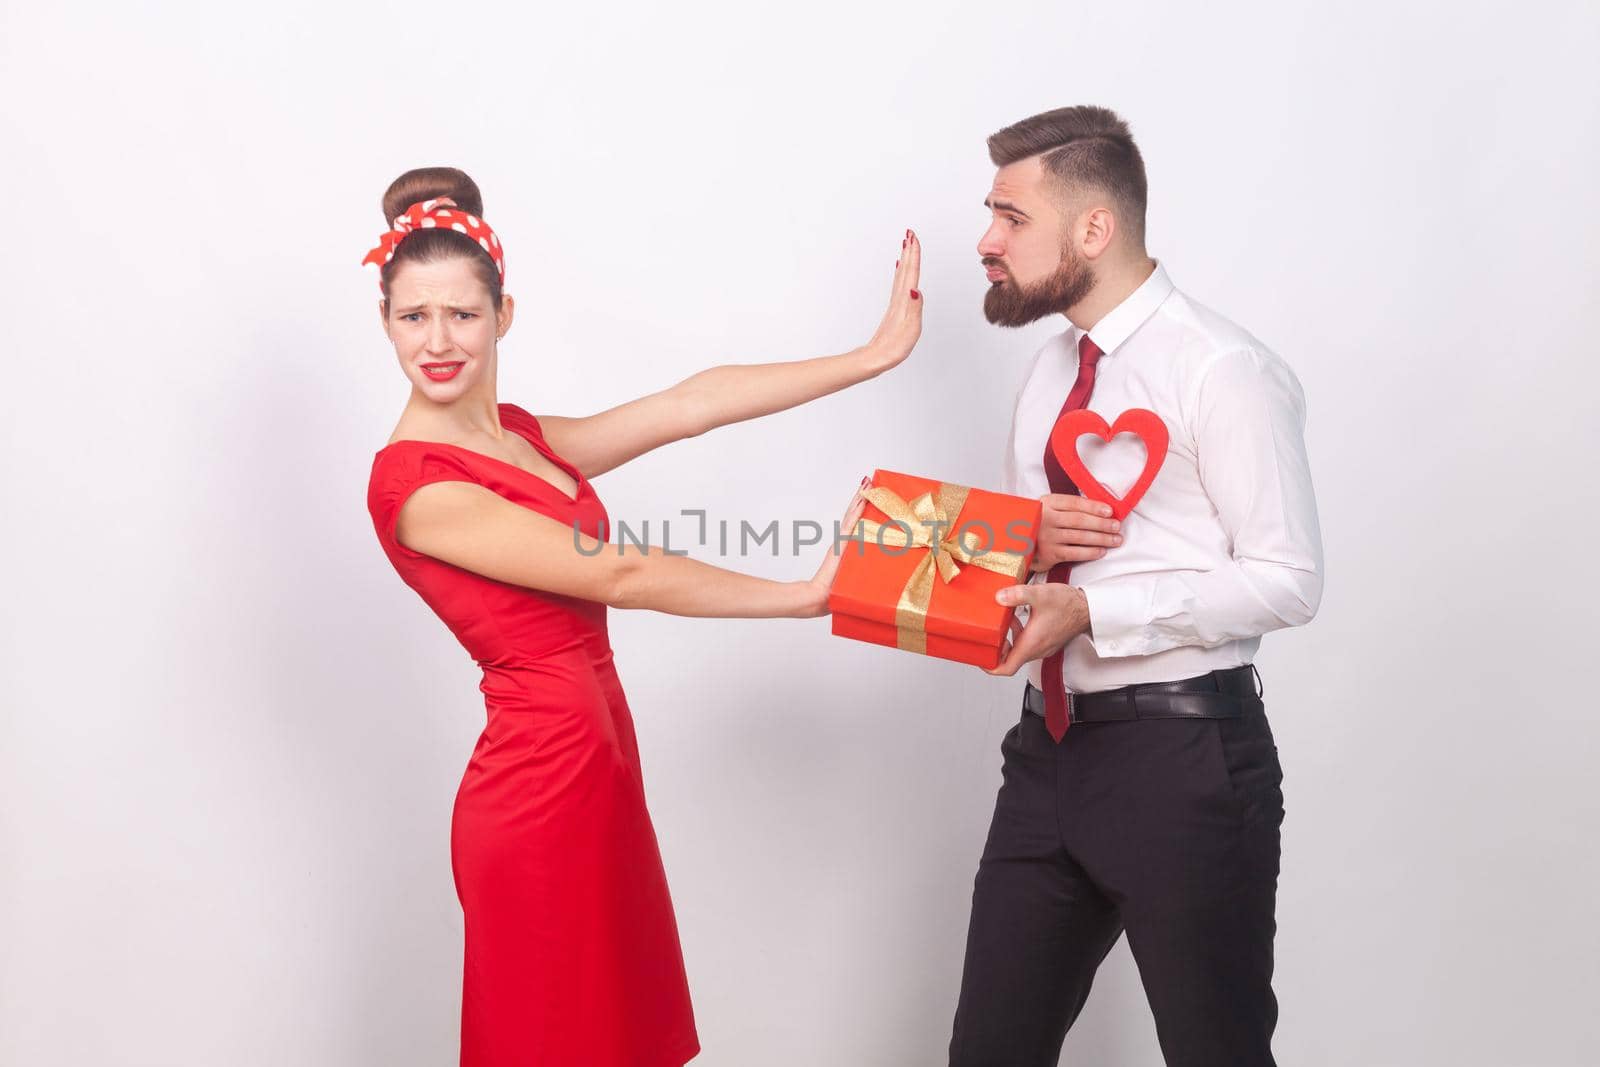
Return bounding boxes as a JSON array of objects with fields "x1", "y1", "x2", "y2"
[{"x1": 368, "y1": 445, "x2": 482, "y2": 560}]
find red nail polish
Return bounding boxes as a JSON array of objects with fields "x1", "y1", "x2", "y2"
[
  {"x1": 895, "y1": 260, "x2": 900, "y2": 267},
  {"x1": 911, "y1": 289, "x2": 920, "y2": 300}
]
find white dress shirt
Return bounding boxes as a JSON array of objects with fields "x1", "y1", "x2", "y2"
[{"x1": 1001, "y1": 260, "x2": 1324, "y2": 695}]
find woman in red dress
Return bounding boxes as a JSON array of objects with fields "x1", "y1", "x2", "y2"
[{"x1": 363, "y1": 167, "x2": 922, "y2": 1066}]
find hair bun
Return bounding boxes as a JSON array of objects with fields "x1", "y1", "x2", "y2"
[{"x1": 381, "y1": 167, "x2": 484, "y2": 225}]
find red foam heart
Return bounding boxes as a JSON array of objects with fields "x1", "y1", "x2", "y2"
[{"x1": 1048, "y1": 408, "x2": 1169, "y2": 521}]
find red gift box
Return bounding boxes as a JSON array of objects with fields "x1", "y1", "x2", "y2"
[{"x1": 828, "y1": 469, "x2": 1041, "y2": 669}]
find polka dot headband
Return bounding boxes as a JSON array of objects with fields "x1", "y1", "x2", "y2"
[{"x1": 361, "y1": 197, "x2": 505, "y2": 291}]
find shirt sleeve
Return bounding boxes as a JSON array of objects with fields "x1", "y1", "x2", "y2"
[{"x1": 1082, "y1": 346, "x2": 1324, "y2": 657}]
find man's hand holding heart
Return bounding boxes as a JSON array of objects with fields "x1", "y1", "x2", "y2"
[
  {"x1": 1031, "y1": 494, "x2": 1123, "y2": 571},
  {"x1": 989, "y1": 406, "x2": 1171, "y2": 674}
]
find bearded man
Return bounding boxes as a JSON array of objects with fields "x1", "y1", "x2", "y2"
[{"x1": 948, "y1": 105, "x2": 1324, "y2": 1067}]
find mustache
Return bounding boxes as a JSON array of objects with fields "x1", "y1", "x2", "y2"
[{"x1": 981, "y1": 257, "x2": 1010, "y2": 272}]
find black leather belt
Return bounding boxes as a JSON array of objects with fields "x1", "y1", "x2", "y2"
[{"x1": 1023, "y1": 665, "x2": 1263, "y2": 722}]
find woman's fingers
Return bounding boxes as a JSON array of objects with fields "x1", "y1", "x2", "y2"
[
  {"x1": 868, "y1": 233, "x2": 922, "y2": 371},
  {"x1": 807, "y1": 480, "x2": 872, "y2": 612},
  {"x1": 839, "y1": 490, "x2": 868, "y2": 544},
  {"x1": 820, "y1": 483, "x2": 869, "y2": 573},
  {"x1": 891, "y1": 232, "x2": 909, "y2": 302},
  {"x1": 848, "y1": 475, "x2": 871, "y2": 511},
  {"x1": 891, "y1": 229, "x2": 921, "y2": 301},
  {"x1": 905, "y1": 228, "x2": 921, "y2": 299}
]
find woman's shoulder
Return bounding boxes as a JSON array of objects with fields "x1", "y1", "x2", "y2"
[
  {"x1": 368, "y1": 400, "x2": 541, "y2": 492},
  {"x1": 365, "y1": 443, "x2": 487, "y2": 557},
  {"x1": 368, "y1": 438, "x2": 481, "y2": 497}
]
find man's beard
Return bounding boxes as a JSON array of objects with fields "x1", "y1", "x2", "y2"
[{"x1": 983, "y1": 248, "x2": 1095, "y2": 327}]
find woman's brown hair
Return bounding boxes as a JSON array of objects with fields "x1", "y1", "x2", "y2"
[{"x1": 377, "y1": 166, "x2": 503, "y2": 311}]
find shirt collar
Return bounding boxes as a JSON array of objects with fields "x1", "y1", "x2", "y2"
[{"x1": 1081, "y1": 259, "x2": 1175, "y2": 357}]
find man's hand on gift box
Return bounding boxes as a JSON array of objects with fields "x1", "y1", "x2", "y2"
[
  {"x1": 984, "y1": 584, "x2": 1092, "y2": 676},
  {"x1": 1030, "y1": 494, "x2": 1123, "y2": 571}
]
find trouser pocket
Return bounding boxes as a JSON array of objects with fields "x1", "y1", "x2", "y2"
[{"x1": 1211, "y1": 709, "x2": 1285, "y2": 830}]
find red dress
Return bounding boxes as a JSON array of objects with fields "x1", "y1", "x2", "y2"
[{"x1": 367, "y1": 402, "x2": 700, "y2": 1067}]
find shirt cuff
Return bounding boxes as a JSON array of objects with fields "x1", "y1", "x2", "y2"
[{"x1": 1082, "y1": 581, "x2": 1155, "y2": 658}]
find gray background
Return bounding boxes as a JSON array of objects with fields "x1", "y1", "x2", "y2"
[{"x1": 3, "y1": 0, "x2": 1597, "y2": 1063}]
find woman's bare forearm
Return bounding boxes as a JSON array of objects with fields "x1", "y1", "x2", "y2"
[
  {"x1": 608, "y1": 544, "x2": 823, "y2": 618},
  {"x1": 675, "y1": 345, "x2": 892, "y2": 438}
]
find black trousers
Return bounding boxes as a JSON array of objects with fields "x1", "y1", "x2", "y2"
[{"x1": 948, "y1": 683, "x2": 1285, "y2": 1067}]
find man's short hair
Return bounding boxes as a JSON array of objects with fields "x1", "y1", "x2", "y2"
[{"x1": 987, "y1": 105, "x2": 1148, "y2": 249}]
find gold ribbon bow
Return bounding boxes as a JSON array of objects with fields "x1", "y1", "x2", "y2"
[{"x1": 852, "y1": 482, "x2": 1030, "y2": 654}]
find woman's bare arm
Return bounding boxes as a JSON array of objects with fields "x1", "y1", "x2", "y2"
[
  {"x1": 394, "y1": 479, "x2": 869, "y2": 618},
  {"x1": 539, "y1": 232, "x2": 923, "y2": 479}
]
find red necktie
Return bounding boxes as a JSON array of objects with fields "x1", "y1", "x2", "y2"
[{"x1": 1038, "y1": 333, "x2": 1103, "y2": 742}]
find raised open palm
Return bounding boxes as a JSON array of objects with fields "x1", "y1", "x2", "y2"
[{"x1": 864, "y1": 229, "x2": 923, "y2": 371}]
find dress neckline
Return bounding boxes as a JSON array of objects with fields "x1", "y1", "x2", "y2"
[{"x1": 375, "y1": 404, "x2": 585, "y2": 506}]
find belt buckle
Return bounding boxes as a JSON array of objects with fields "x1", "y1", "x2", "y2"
[{"x1": 1065, "y1": 690, "x2": 1077, "y2": 724}]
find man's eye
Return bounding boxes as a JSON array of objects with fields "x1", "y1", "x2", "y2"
[
  {"x1": 456, "y1": 312, "x2": 475, "y2": 320},
  {"x1": 1008, "y1": 216, "x2": 1024, "y2": 227},
  {"x1": 402, "y1": 313, "x2": 421, "y2": 322}
]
